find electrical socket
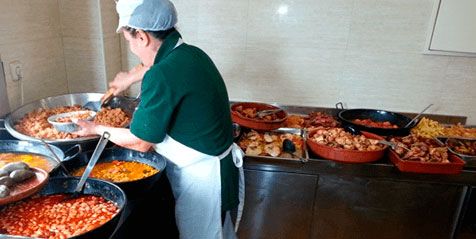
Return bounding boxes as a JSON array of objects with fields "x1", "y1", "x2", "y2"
[{"x1": 9, "y1": 60, "x2": 23, "y2": 81}]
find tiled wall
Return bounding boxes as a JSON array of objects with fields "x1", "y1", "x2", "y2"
[
  {"x1": 2, "y1": 0, "x2": 476, "y2": 124},
  {"x1": 60, "y1": 0, "x2": 121, "y2": 94},
  {"x1": 122, "y1": 0, "x2": 476, "y2": 123},
  {"x1": 0, "y1": 0, "x2": 67, "y2": 110},
  {"x1": 0, "y1": 0, "x2": 121, "y2": 110}
]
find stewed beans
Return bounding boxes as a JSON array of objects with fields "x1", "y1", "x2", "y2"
[{"x1": 0, "y1": 194, "x2": 119, "y2": 239}]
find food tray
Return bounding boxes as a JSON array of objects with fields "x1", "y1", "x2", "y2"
[
  {"x1": 231, "y1": 102, "x2": 287, "y2": 131},
  {"x1": 237, "y1": 128, "x2": 309, "y2": 162},
  {"x1": 388, "y1": 149, "x2": 465, "y2": 174},
  {"x1": 306, "y1": 130, "x2": 387, "y2": 163},
  {"x1": 438, "y1": 137, "x2": 476, "y2": 168}
]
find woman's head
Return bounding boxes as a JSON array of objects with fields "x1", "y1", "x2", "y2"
[
  {"x1": 116, "y1": 0, "x2": 177, "y2": 33},
  {"x1": 116, "y1": 0, "x2": 178, "y2": 66}
]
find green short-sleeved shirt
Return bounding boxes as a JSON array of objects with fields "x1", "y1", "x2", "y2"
[{"x1": 130, "y1": 30, "x2": 239, "y2": 212}]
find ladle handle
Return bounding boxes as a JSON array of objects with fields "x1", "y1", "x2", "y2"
[
  {"x1": 40, "y1": 139, "x2": 72, "y2": 176},
  {"x1": 404, "y1": 104, "x2": 433, "y2": 128},
  {"x1": 74, "y1": 131, "x2": 110, "y2": 193}
]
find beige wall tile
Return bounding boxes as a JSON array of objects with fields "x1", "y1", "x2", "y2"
[
  {"x1": 347, "y1": 0, "x2": 434, "y2": 53},
  {"x1": 99, "y1": 0, "x2": 120, "y2": 38},
  {"x1": 0, "y1": 0, "x2": 62, "y2": 44},
  {"x1": 63, "y1": 37, "x2": 106, "y2": 93},
  {"x1": 339, "y1": 49, "x2": 450, "y2": 110},
  {"x1": 172, "y1": 0, "x2": 200, "y2": 42},
  {"x1": 59, "y1": 0, "x2": 102, "y2": 38},
  {"x1": 247, "y1": 0, "x2": 353, "y2": 50},
  {"x1": 193, "y1": 0, "x2": 248, "y2": 46},
  {"x1": 240, "y1": 46, "x2": 344, "y2": 107},
  {"x1": 1, "y1": 38, "x2": 67, "y2": 109},
  {"x1": 117, "y1": 0, "x2": 476, "y2": 124},
  {"x1": 0, "y1": 0, "x2": 66, "y2": 110},
  {"x1": 103, "y1": 35, "x2": 122, "y2": 84}
]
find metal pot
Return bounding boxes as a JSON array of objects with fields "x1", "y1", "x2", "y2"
[
  {"x1": 4, "y1": 93, "x2": 138, "y2": 151},
  {"x1": 60, "y1": 148, "x2": 166, "y2": 199},
  {"x1": 0, "y1": 140, "x2": 80, "y2": 174}
]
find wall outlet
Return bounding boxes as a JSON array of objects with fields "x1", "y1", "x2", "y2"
[{"x1": 9, "y1": 60, "x2": 23, "y2": 81}]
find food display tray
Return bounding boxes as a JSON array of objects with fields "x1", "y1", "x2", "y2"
[
  {"x1": 388, "y1": 149, "x2": 465, "y2": 174},
  {"x1": 231, "y1": 102, "x2": 287, "y2": 131},
  {"x1": 306, "y1": 130, "x2": 388, "y2": 164},
  {"x1": 437, "y1": 136, "x2": 476, "y2": 169},
  {"x1": 238, "y1": 128, "x2": 309, "y2": 163}
]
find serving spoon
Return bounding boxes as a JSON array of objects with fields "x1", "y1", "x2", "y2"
[
  {"x1": 83, "y1": 89, "x2": 115, "y2": 112},
  {"x1": 64, "y1": 131, "x2": 110, "y2": 201},
  {"x1": 256, "y1": 109, "x2": 283, "y2": 118},
  {"x1": 404, "y1": 104, "x2": 433, "y2": 128}
]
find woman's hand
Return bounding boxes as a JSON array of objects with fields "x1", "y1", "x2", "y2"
[
  {"x1": 72, "y1": 119, "x2": 98, "y2": 136},
  {"x1": 109, "y1": 71, "x2": 133, "y2": 95},
  {"x1": 109, "y1": 64, "x2": 149, "y2": 96}
]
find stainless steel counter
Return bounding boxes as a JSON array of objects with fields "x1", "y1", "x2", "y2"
[{"x1": 235, "y1": 104, "x2": 475, "y2": 239}]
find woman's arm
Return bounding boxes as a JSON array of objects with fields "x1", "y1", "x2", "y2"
[
  {"x1": 74, "y1": 120, "x2": 153, "y2": 152},
  {"x1": 109, "y1": 64, "x2": 150, "y2": 96}
]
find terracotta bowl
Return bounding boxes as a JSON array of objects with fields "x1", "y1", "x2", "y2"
[
  {"x1": 0, "y1": 167, "x2": 49, "y2": 206},
  {"x1": 231, "y1": 102, "x2": 287, "y2": 131},
  {"x1": 307, "y1": 130, "x2": 387, "y2": 163}
]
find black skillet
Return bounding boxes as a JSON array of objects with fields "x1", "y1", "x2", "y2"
[
  {"x1": 0, "y1": 177, "x2": 127, "y2": 239},
  {"x1": 336, "y1": 103, "x2": 418, "y2": 136},
  {"x1": 60, "y1": 148, "x2": 166, "y2": 200}
]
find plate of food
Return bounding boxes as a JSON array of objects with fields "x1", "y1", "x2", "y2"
[
  {"x1": 0, "y1": 162, "x2": 49, "y2": 206},
  {"x1": 231, "y1": 102, "x2": 287, "y2": 131},
  {"x1": 47, "y1": 110, "x2": 96, "y2": 133}
]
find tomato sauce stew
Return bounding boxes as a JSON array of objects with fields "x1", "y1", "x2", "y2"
[{"x1": 0, "y1": 194, "x2": 119, "y2": 239}]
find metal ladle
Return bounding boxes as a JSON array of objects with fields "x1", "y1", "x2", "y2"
[
  {"x1": 344, "y1": 125, "x2": 410, "y2": 151},
  {"x1": 404, "y1": 104, "x2": 434, "y2": 128},
  {"x1": 257, "y1": 109, "x2": 283, "y2": 118},
  {"x1": 64, "y1": 131, "x2": 110, "y2": 201},
  {"x1": 282, "y1": 139, "x2": 307, "y2": 163}
]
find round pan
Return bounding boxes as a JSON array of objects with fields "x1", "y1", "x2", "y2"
[
  {"x1": 338, "y1": 109, "x2": 418, "y2": 136},
  {"x1": 38, "y1": 177, "x2": 126, "y2": 239},
  {"x1": 4, "y1": 93, "x2": 137, "y2": 152},
  {"x1": 61, "y1": 148, "x2": 166, "y2": 199},
  {"x1": 0, "y1": 140, "x2": 80, "y2": 174},
  {"x1": 231, "y1": 102, "x2": 287, "y2": 131}
]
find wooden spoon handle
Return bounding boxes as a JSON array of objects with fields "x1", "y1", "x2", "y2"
[{"x1": 100, "y1": 88, "x2": 115, "y2": 105}]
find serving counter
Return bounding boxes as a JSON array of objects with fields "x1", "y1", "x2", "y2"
[
  {"x1": 235, "y1": 105, "x2": 476, "y2": 239},
  {"x1": 2, "y1": 102, "x2": 476, "y2": 238}
]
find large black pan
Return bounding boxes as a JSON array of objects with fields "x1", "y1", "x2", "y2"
[
  {"x1": 338, "y1": 108, "x2": 418, "y2": 136},
  {"x1": 0, "y1": 177, "x2": 126, "y2": 239},
  {"x1": 61, "y1": 148, "x2": 166, "y2": 199},
  {"x1": 0, "y1": 140, "x2": 81, "y2": 175}
]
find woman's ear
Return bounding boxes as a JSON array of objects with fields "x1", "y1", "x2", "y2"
[{"x1": 136, "y1": 30, "x2": 151, "y2": 47}]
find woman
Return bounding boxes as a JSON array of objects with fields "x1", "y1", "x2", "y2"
[{"x1": 75, "y1": 0, "x2": 244, "y2": 238}]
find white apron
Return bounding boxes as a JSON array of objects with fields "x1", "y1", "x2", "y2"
[{"x1": 154, "y1": 135, "x2": 245, "y2": 239}]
